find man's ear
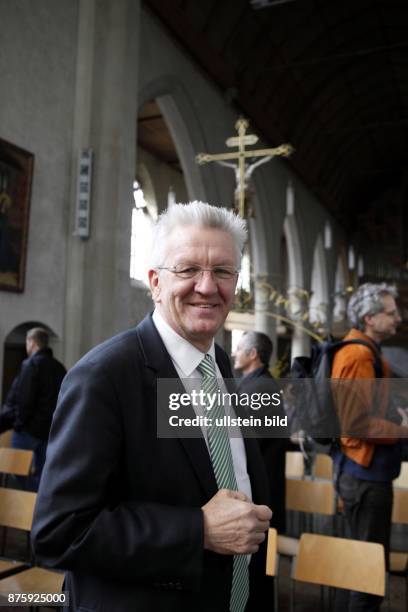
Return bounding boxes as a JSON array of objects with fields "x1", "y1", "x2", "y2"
[
  {"x1": 249, "y1": 347, "x2": 258, "y2": 361},
  {"x1": 148, "y1": 269, "x2": 161, "y2": 303}
]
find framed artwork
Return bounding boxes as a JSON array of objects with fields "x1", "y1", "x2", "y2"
[{"x1": 0, "y1": 138, "x2": 34, "y2": 292}]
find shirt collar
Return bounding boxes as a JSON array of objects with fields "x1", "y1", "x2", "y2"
[{"x1": 152, "y1": 310, "x2": 215, "y2": 376}]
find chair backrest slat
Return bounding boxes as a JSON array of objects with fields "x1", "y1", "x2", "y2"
[
  {"x1": 286, "y1": 478, "x2": 335, "y2": 515},
  {"x1": 295, "y1": 533, "x2": 385, "y2": 596},
  {"x1": 393, "y1": 462, "x2": 408, "y2": 488},
  {"x1": 0, "y1": 488, "x2": 37, "y2": 531},
  {"x1": 313, "y1": 453, "x2": 333, "y2": 480},
  {"x1": 0, "y1": 431, "x2": 12, "y2": 448},
  {"x1": 392, "y1": 489, "x2": 408, "y2": 524},
  {"x1": 0, "y1": 448, "x2": 34, "y2": 476},
  {"x1": 285, "y1": 452, "x2": 304, "y2": 478}
]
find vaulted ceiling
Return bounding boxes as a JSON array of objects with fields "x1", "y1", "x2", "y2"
[{"x1": 144, "y1": 0, "x2": 408, "y2": 271}]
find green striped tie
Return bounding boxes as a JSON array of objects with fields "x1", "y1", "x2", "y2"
[{"x1": 197, "y1": 354, "x2": 249, "y2": 612}]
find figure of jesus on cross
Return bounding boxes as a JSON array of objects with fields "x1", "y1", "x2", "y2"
[{"x1": 196, "y1": 118, "x2": 294, "y2": 218}]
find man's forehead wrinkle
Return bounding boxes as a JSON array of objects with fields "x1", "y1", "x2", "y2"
[{"x1": 166, "y1": 243, "x2": 236, "y2": 265}]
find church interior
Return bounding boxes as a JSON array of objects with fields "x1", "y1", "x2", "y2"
[{"x1": 1, "y1": 0, "x2": 408, "y2": 610}]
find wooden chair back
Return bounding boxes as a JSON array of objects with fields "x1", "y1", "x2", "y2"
[
  {"x1": 286, "y1": 478, "x2": 335, "y2": 516},
  {"x1": 313, "y1": 453, "x2": 333, "y2": 480},
  {"x1": 265, "y1": 528, "x2": 278, "y2": 577},
  {"x1": 0, "y1": 448, "x2": 33, "y2": 477},
  {"x1": 0, "y1": 431, "x2": 12, "y2": 448},
  {"x1": 285, "y1": 452, "x2": 304, "y2": 478},
  {"x1": 294, "y1": 533, "x2": 385, "y2": 596},
  {"x1": 393, "y1": 461, "x2": 408, "y2": 488},
  {"x1": 392, "y1": 489, "x2": 408, "y2": 524},
  {"x1": 0, "y1": 488, "x2": 36, "y2": 532},
  {"x1": 0, "y1": 567, "x2": 64, "y2": 596}
]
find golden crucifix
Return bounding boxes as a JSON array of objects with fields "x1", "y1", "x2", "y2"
[{"x1": 196, "y1": 118, "x2": 294, "y2": 218}]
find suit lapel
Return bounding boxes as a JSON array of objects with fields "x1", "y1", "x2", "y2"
[
  {"x1": 136, "y1": 315, "x2": 268, "y2": 505},
  {"x1": 136, "y1": 315, "x2": 217, "y2": 499}
]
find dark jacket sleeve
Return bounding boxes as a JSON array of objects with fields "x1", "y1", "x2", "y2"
[
  {"x1": 13, "y1": 358, "x2": 39, "y2": 429},
  {"x1": 3, "y1": 372, "x2": 20, "y2": 409},
  {"x1": 0, "y1": 374, "x2": 20, "y2": 432},
  {"x1": 31, "y1": 356, "x2": 204, "y2": 587}
]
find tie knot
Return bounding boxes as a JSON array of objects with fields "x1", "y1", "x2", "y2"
[{"x1": 197, "y1": 354, "x2": 216, "y2": 378}]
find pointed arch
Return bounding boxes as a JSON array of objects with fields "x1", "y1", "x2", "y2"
[{"x1": 138, "y1": 76, "x2": 214, "y2": 204}]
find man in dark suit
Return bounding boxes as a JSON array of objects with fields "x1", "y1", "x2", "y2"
[
  {"x1": 234, "y1": 331, "x2": 288, "y2": 533},
  {"x1": 32, "y1": 201, "x2": 271, "y2": 612},
  {"x1": 2, "y1": 327, "x2": 66, "y2": 490}
]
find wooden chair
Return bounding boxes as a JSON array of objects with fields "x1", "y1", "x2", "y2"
[
  {"x1": 392, "y1": 488, "x2": 408, "y2": 524},
  {"x1": 285, "y1": 451, "x2": 304, "y2": 478},
  {"x1": 391, "y1": 488, "x2": 408, "y2": 574},
  {"x1": 388, "y1": 488, "x2": 408, "y2": 610},
  {"x1": 265, "y1": 528, "x2": 279, "y2": 611},
  {"x1": 286, "y1": 479, "x2": 335, "y2": 516},
  {"x1": 279, "y1": 479, "x2": 336, "y2": 559},
  {"x1": 0, "y1": 567, "x2": 64, "y2": 605},
  {"x1": 313, "y1": 453, "x2": 333, "y2": 480},
  {"x1": 0, "y1": 487, "x2": 64, "y2": 600},
  {"x1": 0, "y1": 448, "x2": 34, "y2": 487},
  {"x1": 291, "y1": 533, "x2": 385, "y2": 611},
  {"x1": 0, "y1": 488, "x2": 36, "y2": 577},
  {"x1": 0, "y1": 431, "x2": 12, "y2": 448},
  {"x1": 311, "y1": 454, "x2": 347, "y2": 534}
]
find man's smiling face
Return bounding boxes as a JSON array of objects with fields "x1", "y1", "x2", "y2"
[{"x1": 149, "y1": 225, "x2": 239, "y2": 352}]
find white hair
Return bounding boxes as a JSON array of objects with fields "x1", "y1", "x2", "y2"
[
  {"x1": 347, "y1": 282, "x2": 398, "y2": 330},
  {"x1": 150, "y1": 201, "x2": 247, "y2": 267}
]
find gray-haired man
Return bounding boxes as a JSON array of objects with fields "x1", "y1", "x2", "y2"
[
  {"x1": 32, "y1": 202, "x2": 271, "y2": 612},
  {"x1": 332, "y1": 282, "x2": 408, "y2": 611}
]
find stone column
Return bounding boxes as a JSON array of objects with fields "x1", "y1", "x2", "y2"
[
  {"x1": 254, "y1": 274, "x2": 278, "y2": 362},
  {"x1": 64, "y1": 0, "x2": 140, "y2": 366},
  {"x1": 63, "y1": 0, "x2": 96, "y2": 367},
  {"x1": 291, "y1": 326, "x2": 311, "y2": 360},
  {"x1": 287, "y1": 287, "x2": 311, "y2": 359}
]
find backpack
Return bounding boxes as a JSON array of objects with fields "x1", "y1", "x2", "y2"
[{"x1": 290, "y1": 338, "x2": 383, "y2": 444}]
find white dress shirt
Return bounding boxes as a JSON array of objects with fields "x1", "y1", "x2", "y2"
[{"x1": 152, "y1": 309, "x2": 252, "y2": 501}]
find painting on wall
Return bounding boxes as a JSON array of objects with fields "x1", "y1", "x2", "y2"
[{"x1": 0, "y1": 138, "x2": 34, "y2": 292}]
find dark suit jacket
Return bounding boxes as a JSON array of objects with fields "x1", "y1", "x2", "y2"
[
  {"x1": 5, "y1": 348, "x2": 66, "y2": 440},
  {"x1": 238, "y1": 366, "x2": 289, "y2": 533},
  {"x1": 32, "y1": 315, "x2": 269, "y2": 612}
]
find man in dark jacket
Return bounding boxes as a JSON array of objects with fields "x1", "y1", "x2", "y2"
[
  {"x1": 31, "y1": 203, "x2": 271, "y2": 612},
  {"x1": 4, "y1": 327, "x2": 66, "y2": 490},
  {"x1": 234, "y1": 331, "x2": 288, "y2": 533}
]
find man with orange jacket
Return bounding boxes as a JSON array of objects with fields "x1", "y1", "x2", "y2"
[{"x1": 332, "y1": 282, "x2": 408, "y2": 611}]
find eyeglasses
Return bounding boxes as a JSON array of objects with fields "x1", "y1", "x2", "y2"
[{"x1": 157, "y1": 264, "x2": 239, "y2": 281}]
